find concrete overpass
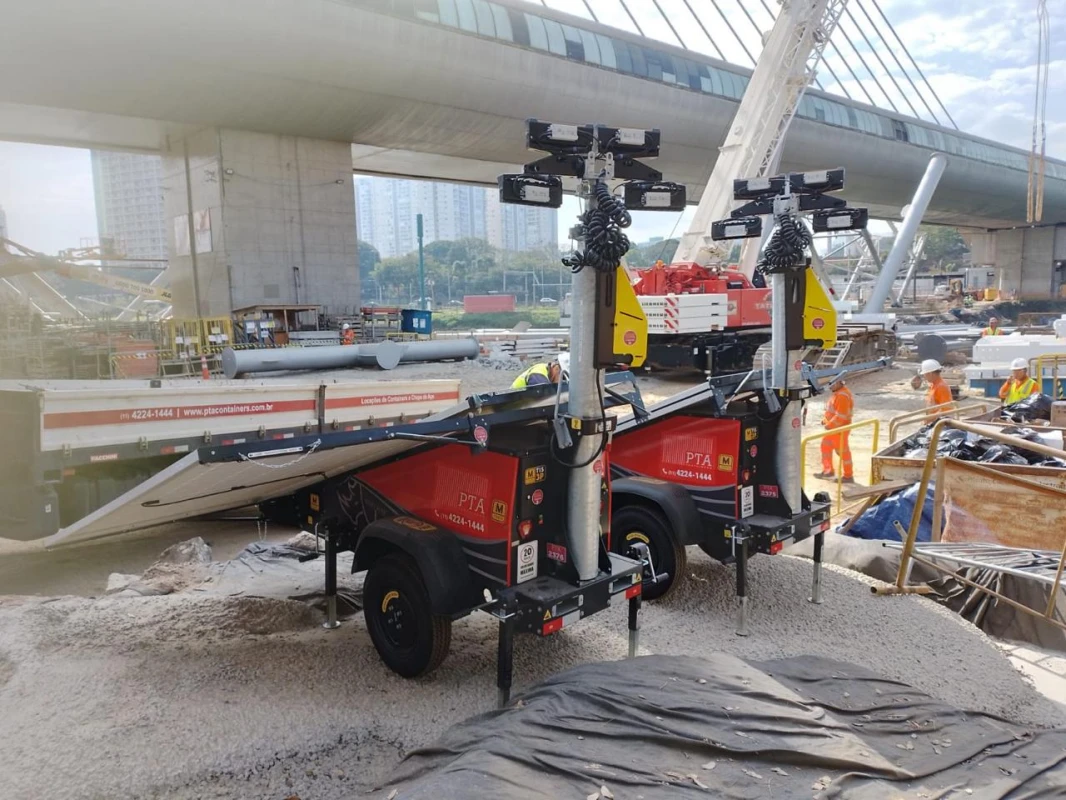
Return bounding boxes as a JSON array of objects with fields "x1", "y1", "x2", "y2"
[{"x1": 3, "y1": 0, "x2": 1064, "y2": 313}]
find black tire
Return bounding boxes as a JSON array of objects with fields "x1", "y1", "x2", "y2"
[
  {"x1": 611, "y1": 504, "x2": 686, "y2": 601},
  {"x1": 363, "y1": 552, "x2": 452, "y2": 678}
]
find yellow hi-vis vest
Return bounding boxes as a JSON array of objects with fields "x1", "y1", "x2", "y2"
[
  {"x1": 511, "y1": 363, "x2": 550, "y2": 389},
  {"x1": 1004, "y1": 377, "x2": 1038, "y2": 405}
]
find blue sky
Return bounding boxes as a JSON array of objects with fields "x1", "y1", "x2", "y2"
[{"x1": 1, "y1": 0, "x2": 1062, "y2": 254}]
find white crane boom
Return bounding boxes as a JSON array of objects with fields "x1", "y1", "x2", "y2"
[{"x1": 674, "y1": 0, "x2": 848, "y2": 273}]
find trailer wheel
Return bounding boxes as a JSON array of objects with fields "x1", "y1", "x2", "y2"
[
  {"x1": 364, "y1": 553, "x2": 452, "y2": 678},
  {"x1": 611, "y1": 505, "x2": 686, "y2": 601}
]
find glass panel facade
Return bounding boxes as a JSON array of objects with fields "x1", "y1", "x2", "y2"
[{"x1": 366, "y1": 0, "x2": 1054, "y2": 178}]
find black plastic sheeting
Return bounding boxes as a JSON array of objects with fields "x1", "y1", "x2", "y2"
[
  {"x1": 380, "y1": 655, "x2": 1066, "y2": 799},
  {"x1": 899, "y1": 422, "x2": 1066, "y2": 467}
]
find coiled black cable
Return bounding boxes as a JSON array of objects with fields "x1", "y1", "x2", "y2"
[
  {"x1": 562, "y1": 180, "x2": 632, "y2": 274},
  {"x1": 757, "y1": 213, "x2": 812, "y2": 275}
]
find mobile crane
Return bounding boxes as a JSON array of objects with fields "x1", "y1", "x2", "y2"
[{"x1": 631, "y1": 0, "x2": 876, "y2": 373}]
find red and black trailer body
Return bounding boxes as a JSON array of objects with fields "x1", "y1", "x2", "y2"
[
  {"x1": 607, "y1": 378, "x2": 831, "y2": 628},
  {"x1": 254, "y1": 395, "x2": 643, "y2": 702}
]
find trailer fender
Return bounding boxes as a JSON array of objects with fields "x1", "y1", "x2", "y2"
[
  {"x1": 353, "y1": 518, "x2": 478, "y2": 616},
  {"x1": 611, "y1": 477, "x2": 703, "y2": 546}
]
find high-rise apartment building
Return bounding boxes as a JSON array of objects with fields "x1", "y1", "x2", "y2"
[
  {"x1": 356, "y1": 176, "x2": 555, "y2": 258},
  {"x1": 357, "y1": 176, "x2": 486, "y2": 258},
  {"x1": 485, "y1": 194, "x2": 557, "y2": 253},
  {"x1": 90, "y1": 151, "x2": 167, "y2": 260}
]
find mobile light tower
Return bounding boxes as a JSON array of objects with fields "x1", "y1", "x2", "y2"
[{"x1": 499, "y1": 120, "x2": 685, "y2": 582}]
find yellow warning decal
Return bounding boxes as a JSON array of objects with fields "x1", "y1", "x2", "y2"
[
  {"x1": 524, "y1": 465, "x2": 546, "y2": 485},
  {"x1": 543, "y1": 610, "x2": 552, "y2": 621},
  {"x1": 718, "y1": 454, "x2": 735, "y2": 471},
  {"x1": 744, "y1": 427, "x2": 758, "y2": 442},
  {"x1": 381, "y1": 590, "x2": 400, "y2": 613},
  {"x1": 625, "y1": 531, "x2": 650, "y2": 544},
  {"x1": 491, "y1": 500, "x2": 508, "y2": 523},
  {"x1": 310, "y1": 493, "x2": 320, "y2": 511},
  {"x1": 724, "y1": 528, "x2": 733, "y2": 538}
]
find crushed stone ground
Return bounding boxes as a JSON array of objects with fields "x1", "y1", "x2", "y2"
[
  {"x1": 0, "y1": 549, "x2": 1062, "y2": 800},
  {"x1": 0, "y1": 359, "x2": 1053, "y2": 799}
]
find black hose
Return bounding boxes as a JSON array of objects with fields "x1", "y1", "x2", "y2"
[
  {"x1": 757, "y1": 213, "x2": 812, "y2": 275},
  {"x1": 562, "y1": 180, "x2": 632, "y2": 274}
]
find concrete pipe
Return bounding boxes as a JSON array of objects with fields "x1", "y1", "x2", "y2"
[{"x1": 221, "y1": 338, "x2": 479, "y2": 378}]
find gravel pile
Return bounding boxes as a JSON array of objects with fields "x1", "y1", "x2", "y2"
[{"x1": 0, "y1": 548, "x2": 1060, "y2": 800}]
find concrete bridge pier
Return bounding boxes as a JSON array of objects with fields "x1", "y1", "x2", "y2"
[
  {"x1": 161, "y1": 128, "x2": 360, "y2": 318},
  {"x1": 966, "y1": 225, "x2": 1066, "y2": 300}
]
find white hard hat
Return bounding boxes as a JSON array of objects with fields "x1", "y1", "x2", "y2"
[
  {"x1": 556, "y1": 351, "x2": 570, "y2": 378},
  {"x1": 342, "y1": 323, "x2": 350, "y2": 330},
  {"x1": 1011, "y1": 357, "x2": 1028, "y2": 370},
  {"x1": 919, "y1": 359, "x2": 942, "y2": 375}
]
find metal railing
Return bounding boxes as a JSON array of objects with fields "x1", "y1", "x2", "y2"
[
  {"x1": 874, "y1": 419, "x2": 1066, "y2": 630},
  {"x1": 801, "y1": 418, "x2": 880, "y2": 513},
  {"x1": 887, "y1": 401, "x2": 990, "y2": 443},
  {"x1": 1029, "y1": 353, "x2": 1066, "y2": 399}
]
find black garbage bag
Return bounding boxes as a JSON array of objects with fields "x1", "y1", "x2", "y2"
[
  {"x1": 977, "y1": 444, "x2": 1030, "y2": 465},
  {"x1": 1001, "y1": 393, "x2": 1053, "y2": 422}
]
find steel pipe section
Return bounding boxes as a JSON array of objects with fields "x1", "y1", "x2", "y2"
[
  {"x1": 221, "y1": 338, "x2": 479, "y2": 378},
  {"x1": 864, "y1": 153, "x2": 949, "y2": 313}
]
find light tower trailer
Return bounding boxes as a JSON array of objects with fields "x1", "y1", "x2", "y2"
[
  {"x1": 610, "y1": 169, "x2": 879, "y2": 633},
  {"x1": 240, "y1": 120, "x2": 682, "y2": 704}
]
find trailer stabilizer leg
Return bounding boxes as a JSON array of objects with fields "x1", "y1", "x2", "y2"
[
  {"x1": 736, "y1": 538, "x2": 749, "y2": 637},
  {"x1": 809, "y1": 530, "x2": 825, "y2": 605},
  {"x1": 628, "y1": 593, "x2": 642, "y2": 658},
  {"x1": 322, "y1": 530, "x2": 340, "y2": 630},
  {"x1": 497, "y1": 604, "x2": 515, "y2": 709}
]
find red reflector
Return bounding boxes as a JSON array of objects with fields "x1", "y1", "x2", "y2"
[
  {"x1": 518, "y1": 520, "x2": 532, "y2": 538},
  {"x1": 770, "y1": 541, "x2": 783, "y2": 555},
  {"x1": 542, "y1": 617, "x2": 563, "y2": 635},
  {"x1": 625, "y1": 584, "x2": 642, "y2": 600}
]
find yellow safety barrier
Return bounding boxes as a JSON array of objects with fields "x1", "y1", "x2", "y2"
[
  {"x1": 887, "y1": 401, "x2": 990, "y2": 443},
  {"x1": 874, "y1": 419, "x2": 1066, "y2": 632},
  {"x1": 801, "y1": 418, "x2": 880, "y2": 513},
  {"x1": 1029, "y1": 353, "x2": 1066, "y2": 399}
]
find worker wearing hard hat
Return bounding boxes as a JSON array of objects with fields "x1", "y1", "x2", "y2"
[
  {"x1": 981, "y1": 317, "x2": 1005, "y2": 336},
  {"x1": 512, "y1": 354, "x2": 569, "y2": 389},
  {"x1": 341, "y1": 323, "x2": 355, "y2": 346},
  {"x1": 814, "y1": 374, "x2": 855, "y2": 484},
  {"x1": 999, "y1": 357, "x2": 1038, "y2": 405},
  {"x1": 912, "y1": 359, "x2": 955, "y2": 418}
]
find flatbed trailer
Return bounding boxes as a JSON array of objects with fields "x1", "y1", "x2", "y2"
[{"x1": 0, "y1": 377, "x2": 461, "y2": 540}]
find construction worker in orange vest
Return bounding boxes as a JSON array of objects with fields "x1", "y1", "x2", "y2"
[
  {"x1": 911, "y1": 359, "x2": 956, "y2": 419},
  {"x1": 981, "y1": 316, "x2": 1005, "y2": 336},
  {"x1": 814, "y1": 374, "x2": 855, "y2": 484},
  {"x1": 341, "y1": 322, "x2": 355, "y2": 345},
  {"x1": 999, "y1": 357, "x2": 1039, "y2": 404}
]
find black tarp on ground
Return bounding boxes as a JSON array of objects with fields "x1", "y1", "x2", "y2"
[{"x1": 380, "y1": 654, "x2": 1066, "y2": 799}]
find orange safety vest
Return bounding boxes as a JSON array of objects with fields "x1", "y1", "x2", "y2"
[
  {"x1": 926, "y1": 378, "x2": 955, "y2": 416},
  {"x1": 822, "y1": 386, "x2": 854, "y2": 430},
  {"x1": 341, "y1": 328, "x2": 355, "y2": 345}
]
